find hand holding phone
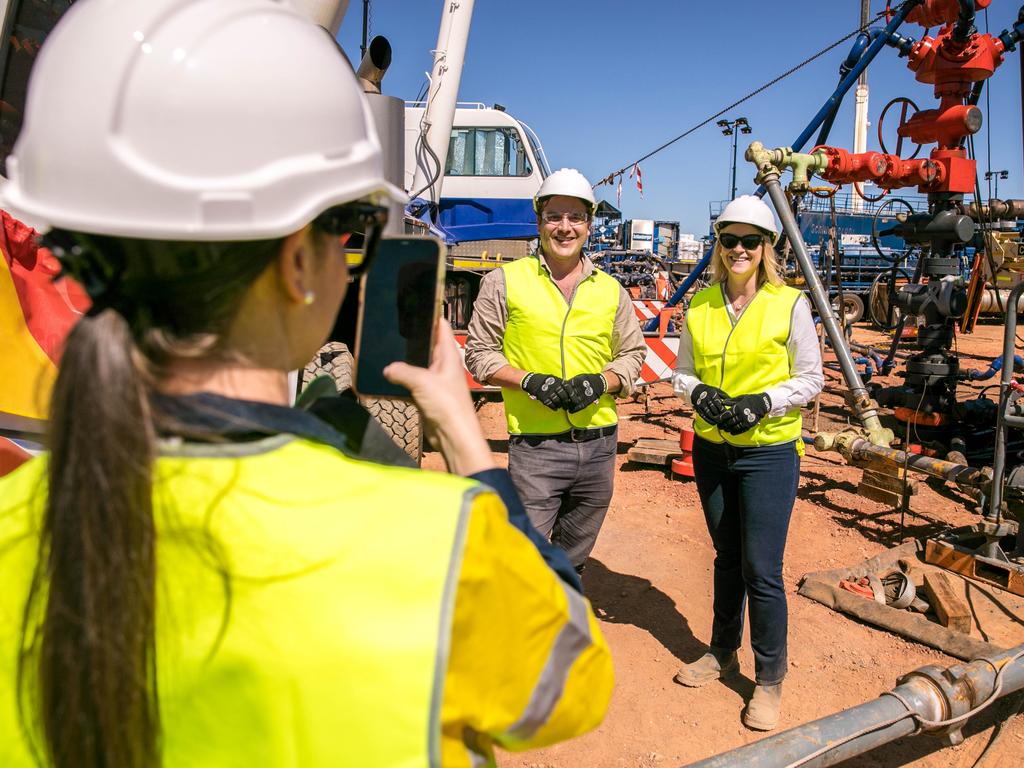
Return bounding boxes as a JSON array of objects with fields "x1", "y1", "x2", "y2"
[{"x1": 353, "y1": 236, "x2": 445, "y2": 399}]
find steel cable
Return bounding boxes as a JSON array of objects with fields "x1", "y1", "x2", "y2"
[{"x1": 594, "y1": 2, "x2": 913, "y2": 188}]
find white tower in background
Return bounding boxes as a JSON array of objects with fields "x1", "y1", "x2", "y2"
[{"x1": 852, "y1": 0, "x2": 871, "y2": 213}]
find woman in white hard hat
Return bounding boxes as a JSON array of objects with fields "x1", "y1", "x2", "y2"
[
  {"x1": 671, "y1": 195, "x2": 823, "y2": 731},
  {"x1": 0, "y1": 2, "x2": 612, "y2": 766}
]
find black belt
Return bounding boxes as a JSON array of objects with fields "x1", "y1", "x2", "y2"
[{"x1": 512, "y1": 425, "x2": 617, "y2": 444}]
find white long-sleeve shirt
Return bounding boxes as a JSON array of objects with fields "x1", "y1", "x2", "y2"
[{"x1": 671, "y1": 290, "x2": 824, "y2": 417}]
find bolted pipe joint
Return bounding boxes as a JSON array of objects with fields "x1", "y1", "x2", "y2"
[{"x1": 897, "y1": 663, "x2": 975, "y2": 744}]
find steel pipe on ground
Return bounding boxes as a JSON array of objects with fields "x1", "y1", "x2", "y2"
[
  {"x1": 686, "y1": 645, "x2": 1024, "y2": 768},
  {"x1": 813, "y1": 432, "x2": 991, "y2": 491}
]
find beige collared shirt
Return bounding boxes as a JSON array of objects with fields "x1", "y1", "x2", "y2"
[{"x1": 464, "y1": 251, "x2": 647, "y2": 395}]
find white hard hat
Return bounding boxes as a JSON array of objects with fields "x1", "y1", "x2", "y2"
[
  {"x1": 0, "y1": 0, "x2": 405, "y2": 240},
  {"x1": 714, "y1": 195, "x2": 779, "y2": 245},
  {"x1": 533, "y1": 168, "x2": 597, "y2": 215}
]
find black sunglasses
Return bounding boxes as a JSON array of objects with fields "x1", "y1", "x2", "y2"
[
  {"x1": 718, "y1": 232, "x2": 765, "y2": 250},
  {"x1": 313, "y1": 202, "x2": 389, "y2": 278}
]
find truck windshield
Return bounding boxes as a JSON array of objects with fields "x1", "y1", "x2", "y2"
[{"x1": 445, "y1": 127, "x2": 533, "y2": 177}]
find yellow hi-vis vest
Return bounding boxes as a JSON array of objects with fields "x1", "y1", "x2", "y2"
[
  {"x1": 687, "y1": 282, "x2": 804, "y2": 447},
  {"x1": 500, "y1": 255, "x2": 619, "y2": 435},
  {"x1": 0, "y1": 439, "x2": 534, "y2": 767}
]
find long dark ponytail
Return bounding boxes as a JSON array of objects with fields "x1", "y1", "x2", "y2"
[
  {"x1": 21, "y1": 309, "x2": 160, "y2": 767},
  {"x1": 19, "y1": 233, "x2": 284, "y2": 768}
]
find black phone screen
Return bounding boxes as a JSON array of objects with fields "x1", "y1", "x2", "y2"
[{"x1": 354, "y1": 237, "x2": 444, "y2": 398}]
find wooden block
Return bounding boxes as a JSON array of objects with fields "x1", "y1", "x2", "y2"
[
  {"x1": 924, "y1": 537, "x2": 1024, "y2": 597},
  {"x1": 626, "y1": 438, "x2": 682, "y2": 467},
  {"x1": 856, "y1": 481, "x2": 903, "y2": 507},
  {"x1": 922, "y1": 571, "x2": 971, "y2": 634},
  {"x1": 861, "y1": 469, "x2": 918, "y2": 495}
]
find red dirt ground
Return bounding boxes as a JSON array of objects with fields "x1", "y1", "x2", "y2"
[{"x1": 425, "y1": 320, "x2": 1024, "y2": 768}]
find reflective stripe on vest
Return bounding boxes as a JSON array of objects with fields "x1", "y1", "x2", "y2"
[
  {"x1": 0, "y1": 439, "x2": 476, "y2": 767},
  {"x1": 687, "y1": 282, "x2": 803, "y2": 447},
  {"x1": 500, "y1": 256, "x2": 618, "y2": 435}
]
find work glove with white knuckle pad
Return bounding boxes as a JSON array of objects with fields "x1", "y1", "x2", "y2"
[
  {"x1": 719, "y1": 392, "x2": 772, "y2": 435},
  {"x1": 691, "y1": 383, "x2": 729, "y2": 425},
  {"x1": 521, "y1": 372, "x2": 572, "y2": 411},
  {"x1": 564, "y1": 373, "x2": 608, "y2": 414}
]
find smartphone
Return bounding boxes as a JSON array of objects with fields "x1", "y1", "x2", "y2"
[{"x1": 353, "y1": 236, "x2": 446, "y2": 399}]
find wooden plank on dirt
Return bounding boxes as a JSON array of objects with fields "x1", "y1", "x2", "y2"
[
  {"x1": 856, "y1": 481, "x2": 904, "y2": 508},
  {"x1": 922, "y1": 571, "x2": 972, "y2": 634},
  {"x1": 924, "y1": 537, "x2": 1024, "y2": 597},
  {"x1": 861, "y1": 468, "x2": 918, "y2": 495},
  {"x1": 627, "y1": 438, "x2": 682, "y2": 466}
]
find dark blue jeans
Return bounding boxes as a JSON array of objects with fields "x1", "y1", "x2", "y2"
[{"x1": 692, "y1": 436, "x2": 800, "y2": 685}]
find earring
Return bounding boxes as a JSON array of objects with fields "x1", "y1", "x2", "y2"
[{"x1": 303, "y1": 290, "x2": 315, "y2": 306}]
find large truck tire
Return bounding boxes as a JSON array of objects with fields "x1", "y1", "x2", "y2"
[
  {"x1": 300, "y1": 342, "x2": 423, "y2": 465},
  {"x1": 831, "y1": 292, "x2": 865, "y2": 325},
  {"x1": 361, "y1": 398, "x2": 423, "y2": 464},
  {"x1": 302, "y1": 341, "x2": 353, "y2": 392}
]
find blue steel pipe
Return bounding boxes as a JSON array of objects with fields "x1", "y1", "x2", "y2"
[
  {"x1": 814, "y1": 29, "x2": 885, "y2": 147},
  {"x1": 788, "y1": 4, "x2": 920, "y2": 155},
  {"x1": 967, "y1": 354, "x2": 1024, "y2": 380}
]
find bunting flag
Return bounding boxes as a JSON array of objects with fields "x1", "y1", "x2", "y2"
[
  {"x1": 616, "y1": 174, "x2": 623, "y2": 207},
  {"x1": 630, "y1": 163, "x2": 644, "y2": 198}
]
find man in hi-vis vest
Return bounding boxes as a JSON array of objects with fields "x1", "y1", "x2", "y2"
[{"x1": 465, "y1": 168, "x2": 646, "y2": 575}]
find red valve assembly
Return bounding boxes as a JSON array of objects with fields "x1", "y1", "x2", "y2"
[{"x1": 818, "y1": 0, "x2": 1004, "y2": 195}]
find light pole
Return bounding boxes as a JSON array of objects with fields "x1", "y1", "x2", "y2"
[
  {"x1": 717, "y1": 117, "x2": 753, "y2": 200},
  {"x1": 984, "y1": 169, "x2": 1009, "y2": 200}
]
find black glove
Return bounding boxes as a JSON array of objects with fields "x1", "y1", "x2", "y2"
[
  {"x1": 564, "y1": 373, "x2": 608, "y2": 413},
  {"x1": 719, "y1": 392, "x2": 772, "y2": 435},
  {"x1": 521, "y1": 372, "x2": 572, "y2": 410},
  {"x1": 691, "y1": 383, "x2": 729, "y2": 424}
]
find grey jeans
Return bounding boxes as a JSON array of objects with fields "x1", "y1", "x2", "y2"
[{"x1": 507, "y1": 431, "x2": 617, "y2": 568}]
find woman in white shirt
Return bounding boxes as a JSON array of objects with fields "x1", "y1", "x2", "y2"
[{"x1": 671, "y1": 195, "x2": 823, "y2": 732}]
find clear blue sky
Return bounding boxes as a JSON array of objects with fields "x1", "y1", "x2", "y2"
[{"x1": 337, "y1": 0, "x2": 1023, "y2": 236}]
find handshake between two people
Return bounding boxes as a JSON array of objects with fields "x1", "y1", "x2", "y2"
[
  {"x1": 521, "y1": 372, "x2": 608, "y2": 414},
  {"x1": 691, "y1": 384, "x2": 772, "y2": 436}
]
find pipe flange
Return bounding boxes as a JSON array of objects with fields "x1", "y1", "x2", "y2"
[{"x1": 897, "y1": 663, "x2": 974, "y2": 742}]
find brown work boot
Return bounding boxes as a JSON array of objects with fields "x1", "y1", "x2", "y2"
[
  {"x1": 673, "y1": 650, "x2": 739, "y2": 687},
  {"x1": 743, "y1": 683, "x2": 783, "y2": 731}
]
